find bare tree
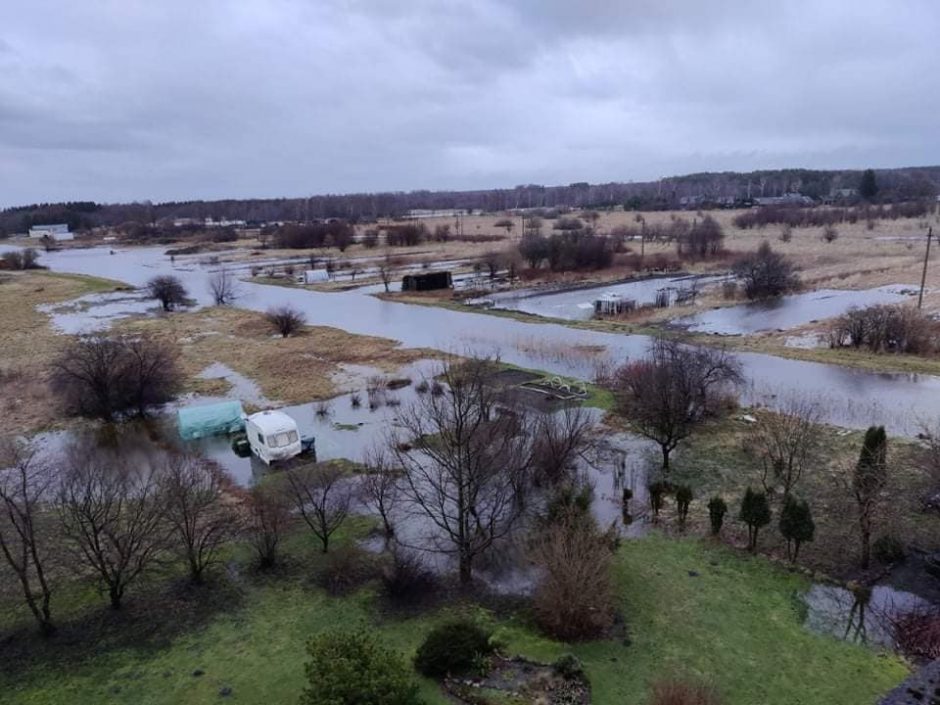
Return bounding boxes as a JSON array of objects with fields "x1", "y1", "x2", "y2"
[
  {"x1": 378, "y1": 253, "x2": 394, "y2": 293},
  {"x1": 361, "y1": 447, "x2": 400, "y2": 539},
  {"x1": 146, "y1": 275, "x2": 189, "y2": 311},
  {"x1": 612, "y1": 337, "x2": 743, "y2": 472},
  {"x1": 245, "y1": 482, "x2": 291, "y2": 569},
  {"x1": 731, "y1": 242, "x2": 800, "y2": 300},
  {"x1": 265, "y1": 305, "x2": 306, "y2": 338},
  {"x1": 285, "y1": 464, "x2": 351, "y2": 553},
  {"x1": 51, "y1": 335, "x2": 181, "y2": 421},
  {"x1": 57, "y1": 443, "x2": 168, "y2": 609},
  {"x1": 121, "y1": 335, "x2": 183, "y2": 418},
  {"x1": 208, "y1": 267, "x2": 239, "y2": 305},
  {"x1": 391, "y1": 356, "x2": 533, "y2": 584},
  {"x1": 160, "y1": 454, "x2": 236, "y2": 584},
  {"x1": 531, "y1": 404, "x2": 596, "y2": 486},
  {"x1": 0, "y1": 439, "x2": 57, "y2": 636},
  {"x1": 747, "y1": 397, "x2": 821, "y2": 501}
]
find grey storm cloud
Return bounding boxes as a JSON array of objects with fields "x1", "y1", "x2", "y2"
[{"x1": 0, "y1": 0, "x2": 937, "y2": 206}]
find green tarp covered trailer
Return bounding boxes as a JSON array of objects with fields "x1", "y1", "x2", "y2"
[{"x1": 178, "y1": 401, "x2": 246, "y2": 441}]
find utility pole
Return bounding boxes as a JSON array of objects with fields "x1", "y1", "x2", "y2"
[{"x1": 919, "y1": 226, "x2": 933, "y2": 309}]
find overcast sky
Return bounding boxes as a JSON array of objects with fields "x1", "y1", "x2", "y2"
[{"x1": 0, "y1": 0, "x2": 937, "y2": 207}]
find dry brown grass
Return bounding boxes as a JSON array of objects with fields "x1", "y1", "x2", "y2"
[
  {"x1": 114, "y1": 307, "x2": 435, "y2": 405},
  {"x1": 0, "y1": 271, "x2": 125, "y2": 434}
]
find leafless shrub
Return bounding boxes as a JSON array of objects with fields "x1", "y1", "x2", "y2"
[
  {"x1": 531, "y1": 512, "x2": 617, "y2": 641},
  {"x1": 745, "y1": 397, "x2": 821, "y2": 501},
  {"x1": 51, "y1": 335, "x2": 182, "y2": 421},
  {"x1": 381, "y1": 549, "x2": 438, "y2": 606},
  {"x1": 208, "y1": 267, "x2": 239, "y2": 305},
  {"x1": 350, "y1": 392, "x2": 362, "y2": 408},
  {"x1": 892, "y1": 606, "x2": 940, "y2": 660},
  {"x1": 731, "y1": 242, "x2": 800, "y2": 300},
  {"x1": 675, "y1": 215, "x2": 724, "y2": 259},
  {"x1": 829, "y1": 304, "x2": 937, "y2": 354},
  {"x1": 265, "y1": 305, "x2": 306, "y2": 338},
  {"x1": 315, "y1": 543, "x2": 375, "y2": 596},
  {"x1": 821, "y1": 224, "x2": 839, "y2": 243},
  {"x1": 315, "y1": 400, "x2": 331, "y2": 417},
  {"x1": 146, "y1": 274, "x2": 189, "y2": 311},
  {"x1": 649, "y1": 677, "x2": 722, "y2": 705}
]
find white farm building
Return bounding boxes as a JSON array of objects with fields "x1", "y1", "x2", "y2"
[{"x1": 28, "y1": 224, "x2": 73, "y2": 241}]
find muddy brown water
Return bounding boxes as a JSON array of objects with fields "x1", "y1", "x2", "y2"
[{"x1": 8, "y1": 244, "x2": 940, "y2": 436}]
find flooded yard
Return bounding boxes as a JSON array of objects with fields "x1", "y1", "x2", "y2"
[{"x1": 675, "y1": 286, "x2": 914, "y2": 335}]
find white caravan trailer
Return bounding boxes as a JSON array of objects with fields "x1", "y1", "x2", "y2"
[{"x1": 245, "y1": 410, "x2": 302, "y2": 464}]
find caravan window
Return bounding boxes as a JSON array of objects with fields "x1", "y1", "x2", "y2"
[{"x1": 268, "y1": 430, "x2": 298, "y2": 448}]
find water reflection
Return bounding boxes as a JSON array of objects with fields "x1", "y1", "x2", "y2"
[
  {"x1": 676, "y1": 286, "x2": 912, "y2": 335},
  {"x1": 803, "y1": 583, "x2": 930, "y2": 648}
]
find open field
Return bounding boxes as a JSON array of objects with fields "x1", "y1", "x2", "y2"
[
  {"x1": 0, "y1": 270, "x2": 127, "y2": 434},
  {"x1": 114, "y1": 307, "x2": 437, "y2": 405},
  {"x1": 0, "y1": 524, "x2": 908, "y2": 705}
]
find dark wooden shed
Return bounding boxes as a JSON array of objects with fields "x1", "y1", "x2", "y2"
[{"x1": 402, "y1": 271, "x2": 453, "y2": 292}]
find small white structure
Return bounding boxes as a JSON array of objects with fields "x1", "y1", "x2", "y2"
[
  {"x1": 594, "y1": 292, "x2": 635, "y2": 316},
  {"x1": 28, "y1": 224, "x2": 73, "y2": 241},
  {"x1": 303, "y1": 269, "x2": 329, "y2": 284},
  {"x1": 245, "y1": 410, "x2": 301, "y2": 464}
]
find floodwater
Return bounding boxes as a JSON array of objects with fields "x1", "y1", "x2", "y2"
[
  {"x1": 11, "y1": 244, "x2": 940, "y2": 435},
  {"x1": 675, "y1": 286, "x2": 913, "y2": 335},
  {"x1": 471, "y1": 274, "x2": 726, "y2": 321},
  {"x1": 802, "y1": 583, "x2": 930, "y2": 648}
]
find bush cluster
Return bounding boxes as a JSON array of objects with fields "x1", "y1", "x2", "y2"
[
  {"x1": 414, "y1": 620, "x2": 495, "y2": 678},
  {"x1": 733, "y1": 201, "x2": 930, "y2": 229},
  {"x1": 829, "y1": 304, "x2": 937, "y2": 354}
]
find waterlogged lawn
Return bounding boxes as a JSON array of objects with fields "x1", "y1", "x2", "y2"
[{"x1": 1, "y1": 534, "x2": 908, "y2": 705}]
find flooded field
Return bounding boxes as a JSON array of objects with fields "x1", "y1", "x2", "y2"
[
  {"x1": 10, "y1": 244, "x2": 940, "y2": 435},
  {"x1": 470, "y1": 273, "x2": 726, "y2": 321},
  {"x1": 676, "y1": 286, "x2": 915, "y2": 335}
]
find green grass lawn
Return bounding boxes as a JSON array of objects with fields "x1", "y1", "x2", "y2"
[{"x1": 0, "y1": 530, "x2": 908, "y2": 705}]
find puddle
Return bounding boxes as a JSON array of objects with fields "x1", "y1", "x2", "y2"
[
  {"x1": 675, "y1": 286, "x2": 913, "y2": 335},
  {"x1": 197, "y1": 363, "x2": 274, "y2": 408},
  {"x1": 39, "y1": 290, "x2": 157, "y2": 333},
  {"x1": 471, "y1": 274, "x2": 726, "y2": 321},
  {"x1": 802, "y1": 583, "x2": 931, "y2": 648}
]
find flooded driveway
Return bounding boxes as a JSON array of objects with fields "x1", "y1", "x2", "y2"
[
  {"x1": 676, "y1": 286, "x2": 914, "y2": 335},
  {"x1": 472, "y1": 273, "x2": 726, "y2": 321},
  {"x1": 17, "y1": 244, "x2": 940, "y2": 435}
]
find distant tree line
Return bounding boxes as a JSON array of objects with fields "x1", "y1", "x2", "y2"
[{"x1": 2, "y1": 166, "x2": 938, "y2": 236}]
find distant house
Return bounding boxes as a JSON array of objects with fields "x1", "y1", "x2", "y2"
[
  {"x1": 28, "y1": 224, "x2": 73, "y2": 241},
  {"x1": 753, "y1": 193, "x2": 814, "y2": 207},
  {"x1": 402, "y1": 271, "x2": 453, "y2": 292}
]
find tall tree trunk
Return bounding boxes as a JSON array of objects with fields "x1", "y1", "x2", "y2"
[
  {"x1": 458, "y1": 552, "x2": 472, "y2": 585},
  {"x1": 109, "y1": 585, "x2": 123, "y2": 610}
]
